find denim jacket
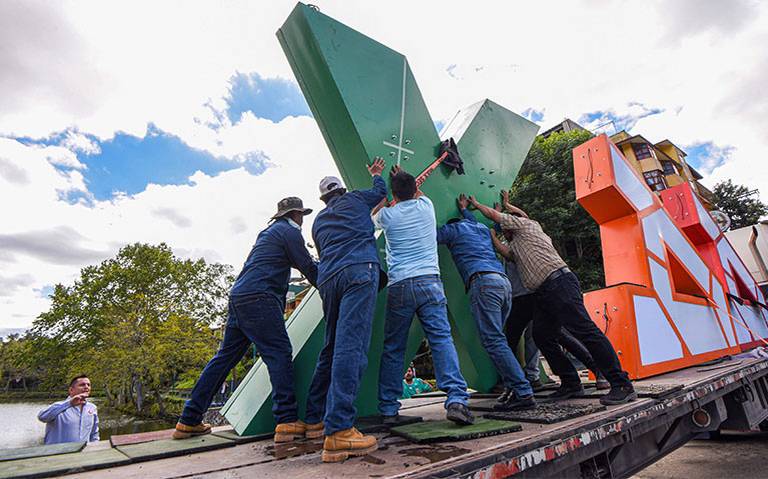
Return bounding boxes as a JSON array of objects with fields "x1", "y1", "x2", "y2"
[
  {"x1": 231, "y1": 218, "x2": 318, "y2": 307},
  {"x1": 313, "y1": 175, "x2": 387, "y2": 286},
  {"x1": 437, "y1": 208, "x2": 505, "y2": 289}
]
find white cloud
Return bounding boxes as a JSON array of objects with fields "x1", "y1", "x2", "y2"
[
  {"x1": 0, "y1": 118, "x2": 336, "y2": 328},
  {"x1": 1, "y1": 0, "x2": 767, "y2": 328},
  {"x1": 61, "y1": 131, "x2": 101, "y2": 156}
]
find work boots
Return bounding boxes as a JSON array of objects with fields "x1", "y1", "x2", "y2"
[
  {"x1": 172, "y1": 421, "x2": 212, "y2": 439},
  {"x1": 274, "y1": 420, "x2": 325, "y2": 442},
  {"x1": 322, "y1": 427, "x2": 378, "y2": 463},
  {"x1": 599, "y1": 385, "x2": 637, "y2": 406},
  {"x1": 546, "y1": 383, "x2": 585, "y2": 402}
]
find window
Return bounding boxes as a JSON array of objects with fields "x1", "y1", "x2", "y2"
[
  {"x1": 632, "y1": 142, "x2": 653, "y2": 160},
  {"x1": 643, "y1": 170, "x2": 667, "y2": 192},
  {"x1": 661, "y1": 160, "x2": 677, "y2": 176}
]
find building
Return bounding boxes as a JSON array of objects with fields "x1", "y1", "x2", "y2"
[
  {"x1": 539, "y1": 118, "x2": 586, "y2": 138},
  {"x1": 610, "y1": 131, "x2": 716, "y2": 209},
  {"x1": 725, "y1": 221, "x2": 768, "y2": 296},
  {"x1": 539, "y1": 119, "x2": 716, "y2": 209}
]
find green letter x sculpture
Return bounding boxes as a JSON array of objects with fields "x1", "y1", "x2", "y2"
[{"x1": 221, "y1": 3, "x2": 539, "y2": 435}]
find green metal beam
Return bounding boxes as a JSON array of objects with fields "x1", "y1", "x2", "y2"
[{"x1": 222, "y1": 2, "x2": 539, "y2": 435}]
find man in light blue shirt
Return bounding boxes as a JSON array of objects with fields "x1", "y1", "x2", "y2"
[
  {"x1": 37, "y1": 375, "x2": 99, "y2": 444},
  {"x1": 373, "y1": 165, "x2": 472, "y2": 426}
]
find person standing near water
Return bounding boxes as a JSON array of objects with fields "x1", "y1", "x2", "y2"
[{"x1": 37, "y1": 375, "x2": 99, "y2": 444}]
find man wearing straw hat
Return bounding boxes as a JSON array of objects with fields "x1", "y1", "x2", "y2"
[{"x1": 173, "y1": 196, "x2": 320, "y2": 443}]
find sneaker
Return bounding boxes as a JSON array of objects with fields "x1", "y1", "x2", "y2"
[
  {"x1": 496, "y1": 388, "x2": 512, "y2": 403},
  {"x1": 382, "y1": 414, "x2": 400, "y2": 425},
  {"x1": 494, "y1": 394, "x2": 536, "y2": 411},
  {"x1": 599, "y1": 385, "x2": 638, "y2": 405},
  {"x1": 446, "y1": 403, "x2": 475, "y2": 426},
  {"x1": 172, "y1": 421, "x2": 212, "y2": 440},
  {"x1": 530, "y1": 379, "x2": 545, "y2": 392},
  {"x1": 546, "y1": 383, "x2": 584, "y2": 402},
  {"x1": 322, "y1": 427, "x2": 377, "y2": 463}
]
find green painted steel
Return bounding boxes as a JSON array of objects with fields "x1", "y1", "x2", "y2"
[{"x1": 222, "y1": 2, "x2": 538, "y2": 435}]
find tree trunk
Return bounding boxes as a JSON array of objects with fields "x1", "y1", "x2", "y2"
[
  {"x1": 135, "y1": 380, "x2": 143, "y2": 413},
  {"x1": 154, "y1": 390, "x2": 165, "y2": 417}
]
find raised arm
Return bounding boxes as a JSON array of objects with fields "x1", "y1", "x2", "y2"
[
  {"x1": 37, "y1": 399, "x2": 71, "y2": 423},
  {"x1": 502, "y1": 190, "x2": 529, "y2": 218},
  {"x1": 468, "y1": 195, "x2": 505, "y2": 224},
  {"x1": 358, "y1": 157, "x2": 388, "y2": 208}
]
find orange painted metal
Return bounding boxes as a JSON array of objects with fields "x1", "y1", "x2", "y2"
[{"x1": 572, "y1": 135, "x2": 760, "y2": 379}]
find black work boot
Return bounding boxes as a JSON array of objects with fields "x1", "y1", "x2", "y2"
[
  {"x1": 496, "y1": 388, "x2": 512, "y2": 403},
  {"x1": 595, "y1": 372, "x2": 610, "y2": 391},
  {"x1": 446, "y1": 403, "x2": 475, "y2": 426},
  {"x1": 494, "y1": 394, "x2": 536, "y2": 411},
  {"x1": 599, "y1": 385, "x2": 638, "y2": 405},
  {"x1": 382, "y1": 414, "x2": 400, "y2": 425},
  {"x1": 546, "y1": 383, "x2": 584, "y2": 401}
]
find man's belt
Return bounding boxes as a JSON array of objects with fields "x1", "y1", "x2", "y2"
[
  {"x1": 468, "y1": 271, "x2": 503, "y2": 286},
  {"x1": 545, "y1": 266, "x2": 571, "y2": 283}
]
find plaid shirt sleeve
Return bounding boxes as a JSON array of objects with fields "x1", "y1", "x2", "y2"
[{"x1": 499, "y1": 212, "x2": 527, "y2": 231}]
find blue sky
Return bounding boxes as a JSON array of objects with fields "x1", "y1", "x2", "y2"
[
  {"x1": 18, "y1": 73, "x2": 315, "y2": 203},
  {"x1": 225, "y1": 72, "x2": 311, "y2": 123}
]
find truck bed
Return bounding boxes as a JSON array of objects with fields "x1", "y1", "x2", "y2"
[{"x1": 64, "y1": 356, "x2": 768, "y2": 479}]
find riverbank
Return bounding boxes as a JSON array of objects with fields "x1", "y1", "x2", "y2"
[{"x1": 2, "y1": 399, "x2": 174, "y2": 449}]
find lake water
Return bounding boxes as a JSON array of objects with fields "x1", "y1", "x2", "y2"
[{"x1": 4, "y1": 399, "x2": 174, "y2": 449}]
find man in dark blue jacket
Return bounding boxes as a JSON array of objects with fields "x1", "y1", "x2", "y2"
[
  {"x1": 174, "y1": 197, "x2": 319, "y2": 443},
  {"x1": 305, "y1": 158, "x2": 387, "y2": 463},
  {"x1": 437, "y1": 194, "x2": 535, "y2": 411}
]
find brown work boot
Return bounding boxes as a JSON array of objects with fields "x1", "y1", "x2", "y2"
[
  {"x1": 274, "y1": 420, "x2": 309, "y2": 443},
  {"x1": 305, "y1": 421, "x2": 324, "y2": 439},
  {"x1": 172, "y1": 421, "x2": 212, "y2": 439},
  {"x1": 322, "y1": 427, "x2": 377, "y2": 463}
]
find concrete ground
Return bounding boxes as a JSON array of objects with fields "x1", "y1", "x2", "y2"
[{"x1": 633, "y1": 431, "x2": 768, "y2": 479}]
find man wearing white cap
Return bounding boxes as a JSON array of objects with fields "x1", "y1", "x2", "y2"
[{"x1": 305, "y1": 158, "x2": 388, "y2": 462}]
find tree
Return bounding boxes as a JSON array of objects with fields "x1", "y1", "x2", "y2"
[
  {"x1": 713, "y1": 179, "x2": 768, "y2": 230},
  {"x1": 0, "y1": 334, "x2": 34, "y2": 391},
  {"x1": 508, "y1": 129, "x2": 605, "y2": 291},
  {"x1": 27, "y1": 243, "x2": 233, "y2": 414}
]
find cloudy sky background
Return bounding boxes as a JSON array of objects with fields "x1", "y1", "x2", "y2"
[{"x1": 1, "y1": 0, "x2": 766, "y2": 330}]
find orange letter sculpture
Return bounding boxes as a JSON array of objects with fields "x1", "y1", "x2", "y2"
[{"x1": 573, "y1": 134, "x2": 768, "y2": 379}]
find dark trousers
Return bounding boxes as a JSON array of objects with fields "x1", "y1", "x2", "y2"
[
  {"x1": 305, "y1": 263, "x2": 379, "y2": 435},
  {"x1": 180, "y1": 293, "x2": 296, "y2": 426},
  {"x1": 532, "y1": 272, "x2": 631, "y2": 388},
  {"x1": 505, "y1": 294, "x2": 599, "y2": 376}
]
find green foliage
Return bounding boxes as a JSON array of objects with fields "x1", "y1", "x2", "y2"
[
  {"x1": 0, "y1": 334, "x2": 34, "y2": 390},
  {"x1": 713, "y1": 179, "x2": 768, "y2": 230},
  {"x1": 509, "y1": 129, "x2": 605, "y2": 291},
  {"x1": 25, "y1": 243, "x2": 234, "y2": 414}
]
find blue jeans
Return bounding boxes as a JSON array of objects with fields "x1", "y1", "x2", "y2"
[
  {"x1": 180, "y1": 293, "x2": 296, "y2": 426},
  {"x1": 305, "y1": 263, "x2": 379, "y2": 435},
  {"x1": 469, "y1": 273, "x2": 532, "y2": 397},
  {"x1": 523, "y1": 325, "x2": 541, "y2": 382},
  {"x1": 378, "y1": 275, "x2": 469, "y2": 416}
]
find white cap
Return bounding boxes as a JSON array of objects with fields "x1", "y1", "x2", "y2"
[{"x1": 319, "y1": 176, "x2": 344, "y2": 198}]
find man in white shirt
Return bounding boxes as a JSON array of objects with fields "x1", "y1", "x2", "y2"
[
  {"x1": 37, "y1": 375, "x2": 99, "y2": 444},
  {"x1": 373, "y1": 166, "x2": 473, "y2": 426}
]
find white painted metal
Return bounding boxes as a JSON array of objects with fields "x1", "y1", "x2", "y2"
[
  {"x1": 610, "y1": 143, "x2": 654, "y2": 211},
  {"x1": 633, "y1": 295, "x2": 684, "y2": 365},
  {"x1": 649, "y1": 260, "x2": 729, "y2": 355}
]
